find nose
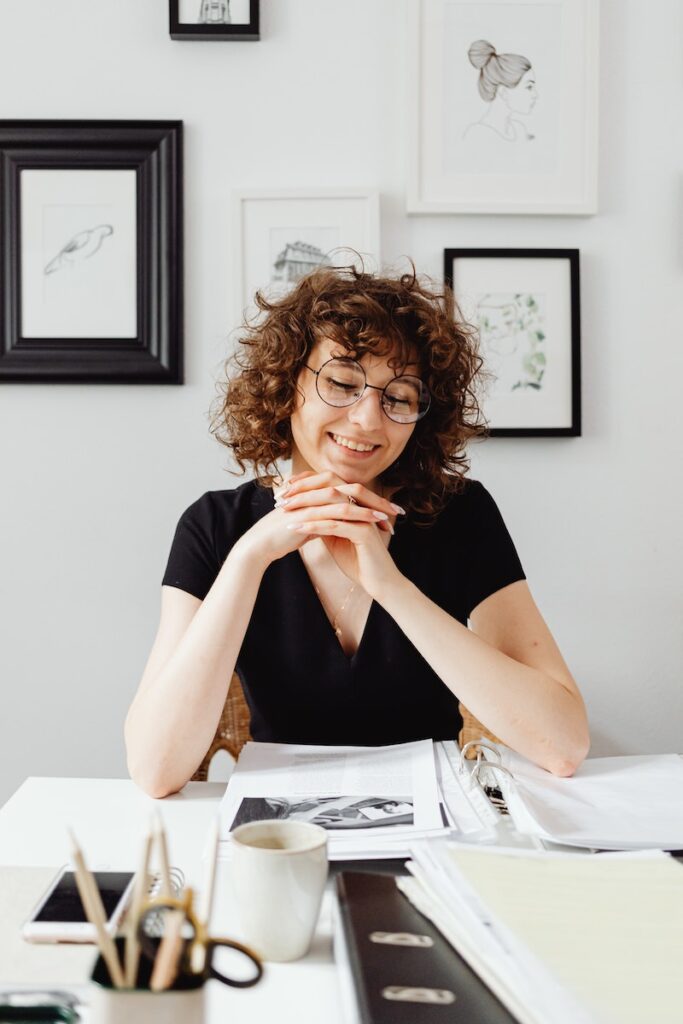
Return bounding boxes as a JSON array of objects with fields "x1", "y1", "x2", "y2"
[{"x1": 347, "y1": 386, "x2": 385, "y2": 431}]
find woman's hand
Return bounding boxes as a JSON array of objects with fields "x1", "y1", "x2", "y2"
[{"x1": 275, "y1": 471, "x2": 406, "y2": 599}]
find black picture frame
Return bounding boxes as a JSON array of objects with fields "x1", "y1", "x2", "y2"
[
  {"x1": 0, "y1": 120, "x2": 183, "y2": 384},
  {"x1": 444, "y1": 248, "x2": 581, "y2": 438},
  {"x1": 170, "y1": 0, "x2": 259, "y2": 41}
]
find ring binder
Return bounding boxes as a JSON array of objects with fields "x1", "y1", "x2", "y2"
[
  {"x1": 335, "y1": 871, "x2": 520, "y2": 1023},
  {"x1": 460, "y1": 739, "x2": 502, "y2": 764},
  {"x1": 469, "y1": 761, "x2": 513, "y2": 786},
  {"x1": 475, "y1": 745, "x2": 683, "y2": 850}
]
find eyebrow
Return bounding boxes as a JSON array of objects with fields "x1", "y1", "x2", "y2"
[{"x1": 328, "y1": 348, "x2": 420, "y2": 370}]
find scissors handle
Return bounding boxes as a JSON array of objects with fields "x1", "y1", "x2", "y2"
[{"x1": 206, "y1": 937, "x2": 263, "y2": 988}]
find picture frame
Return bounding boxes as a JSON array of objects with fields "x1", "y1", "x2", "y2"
[
  {"x1": 444, "y1": 248, "x2": 581, "y2": 437},
  {"x1": 170, "y1": 0, "x2": 259, "y2": 41},
  {"x1": 408, "y1": 0, "x2": 599, "y2": 214},
  {"x1": 233, "y1": 188, "x2": 381, "y2": 319},
  {"x1": 0, "y1": 120, "x2": 183, "y2": 384}
]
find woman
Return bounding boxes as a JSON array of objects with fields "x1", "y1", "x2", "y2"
[
  {"x1": 125, "y1": 265, "x2": 589, "y2": 797},
  {"x1": 464, "y1": 39, "x2": 538, "y2": 142}
]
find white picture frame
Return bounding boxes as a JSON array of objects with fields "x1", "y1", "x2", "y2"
[
  {"x1": 408, "y1": 0, "x2": 599, "y2": 215},
  {"x1": 233, "y1": 188, "x2": 381, "y2": 319}
]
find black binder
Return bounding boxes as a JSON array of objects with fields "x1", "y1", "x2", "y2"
[{"x1": 336, "y1": 871, "x2": 520, "y2": 1024}]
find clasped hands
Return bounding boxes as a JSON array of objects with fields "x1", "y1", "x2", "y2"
[{"x1": 269, "y1": 470, "x2": 406, "y2": 598}]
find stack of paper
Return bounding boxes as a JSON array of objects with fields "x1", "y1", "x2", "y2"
[
  {"x1": 401, "y1": 842, "x2": 683, "y2": 1024},
  {"x1": 217, "y1": 740, "x2": 449, "y2": 860},
  {"x1": 485, "y1": 747, "x2": 683, "y2": 850}
]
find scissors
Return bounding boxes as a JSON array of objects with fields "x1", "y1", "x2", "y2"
[{"x1": 137, "y1": 888, "x2": 263, "y2": 989}]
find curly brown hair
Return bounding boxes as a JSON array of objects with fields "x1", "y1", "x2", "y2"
[{"x1": 210, "y1": 262, "x2": 488, "y2": 521}]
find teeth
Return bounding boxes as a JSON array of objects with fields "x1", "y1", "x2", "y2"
[{"x1": 331, "y1": 433, "x2": 376, "y2": 452}]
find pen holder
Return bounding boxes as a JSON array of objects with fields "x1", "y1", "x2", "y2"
[{"x1": 89, "y1": 938, "x2": 204, "y2": 1024}]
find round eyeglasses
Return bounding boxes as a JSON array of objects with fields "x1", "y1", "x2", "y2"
[{"x1": 304, "y1": 357, "x2": 431, "y2": 424}]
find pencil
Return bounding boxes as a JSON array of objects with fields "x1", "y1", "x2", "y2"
[
  {"x1": 124, "y1": 821, "x2": 154, "y2": 988},
  {"x1": 153, "y1": 812, "x2": 173, "y2": 898},
  {"x1": 191, "y1": 816, "x2": 219, "y2": 973},
  {"x1": 149, "y1": 908, "x2": 186, "y2": 991},
  {"x1": 67, "y1": 828, "x2": 125, "y2": 989}
]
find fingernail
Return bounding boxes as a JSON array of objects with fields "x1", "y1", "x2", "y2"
[
  {"x1": 275, "y1": 497, "x2": 290, "y2": 507},
  {"x1": 388, "y1": 521, "x2": 395, "y2": 535},
  {"x1": 390, "y1": 503, "x2": 406, "y2": 515},
  {"x1": 286, "y1": 523, "x2": 304, "y2": 531},
  {"x1": 372, "y1": 511, "x2": 389, "y2": 521}
]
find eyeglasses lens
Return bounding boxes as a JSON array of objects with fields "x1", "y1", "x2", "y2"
[{"x1": 316, "y1": 359, "x2": 429, "y2": 423}]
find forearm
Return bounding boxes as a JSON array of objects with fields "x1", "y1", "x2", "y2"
[
  {"x1": 125, "y1": 542, "x2": 266, "y2": 796},
  {"x1": 377, "y1": 575, "x2": 589, "y2": 776}
]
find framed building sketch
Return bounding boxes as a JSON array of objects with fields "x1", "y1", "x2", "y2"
[
  {"x1": 233, "y1": 189, "x2": 381, "y2": 318},
  {"x1": 0, "y1": 120, "x2": 183, "y2": 383},
  {"x1": 408, "y1": 0, "x2": 599, "y2": 214},
  {"x1": 445, "y1": 248, "x2": 581, "y2": 436},
  {"x1": 170, "y1": 0, "x2": 259, "y2": 40}
]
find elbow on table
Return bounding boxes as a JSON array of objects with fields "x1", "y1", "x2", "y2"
[
  {"x1": 128, "y1": 760, "x2": 187, "y2": 799},
  {"x1": 125, "y1": 744, "x2": 188, "y2": 799},
  {"x1": 124, "y1": 715, "x2": 189, "y2": 798},
  {"x1": 545, "y1": 733, "x2": 591, "y2": 778}
]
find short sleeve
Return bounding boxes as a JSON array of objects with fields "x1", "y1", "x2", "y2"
[
  {"x1": 161, "y1": 493, "x2": 223, "y2": 600},
  {"x1": 461, "y1": 482, "x2": 526, "y2": 617}
]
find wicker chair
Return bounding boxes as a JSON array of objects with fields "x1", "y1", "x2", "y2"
[{"x1": 192, "y1": 673, "x2": 500, "y2": 780}]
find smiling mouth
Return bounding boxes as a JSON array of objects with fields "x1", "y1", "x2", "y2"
[{"x1": 329, "y1": 432, "x2": 380, "y2": 453}]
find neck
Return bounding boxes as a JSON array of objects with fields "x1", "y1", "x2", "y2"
[{"x1": 479, "y1": 97, "x2": 517, "y2": 138}]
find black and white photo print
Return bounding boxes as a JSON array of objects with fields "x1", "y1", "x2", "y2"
[{"x1": 230, "y1": 796, "x2": 415, "y2": 831}]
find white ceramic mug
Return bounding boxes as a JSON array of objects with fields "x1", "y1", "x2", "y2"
[{"x1": 230, "y1": 820, "x2": 328, "y2": 962}]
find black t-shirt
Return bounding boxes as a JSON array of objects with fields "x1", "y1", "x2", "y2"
[{"x1": 161, "y1": 479, "x2": 525, "y2": 746}]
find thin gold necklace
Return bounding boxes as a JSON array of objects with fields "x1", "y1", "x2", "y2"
[
  {"x1": 331, "y1": 583, "x2": 356, "y2": 641},
  {"x1": 314, "y1": 579, "x2": 356, "y2": 641}
]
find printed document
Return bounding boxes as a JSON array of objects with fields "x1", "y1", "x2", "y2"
[{"x1": 217, "y1": 739, "x2": 447, "y2": 859}]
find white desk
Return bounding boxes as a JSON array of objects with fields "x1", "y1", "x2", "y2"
[{"x1": 0, "y1": 777, "x2": 345, "y2": 1024}]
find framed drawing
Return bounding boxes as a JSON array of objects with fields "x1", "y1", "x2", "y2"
[
  {"x1": 444, "y1": 248, "x2": 581, "y2": 436},
  {"x1": 408, "y1": 0, "x2": 599, "y2": 214},
  {"x1": 233, "y1": 189, "x2": 380, "y2": 318},
  {"x1": 170, "y1": 0, "x2": 259, "y2": 40},
  {"x1": 0, "y1": 120, "x2": 183, "y2": 384}
]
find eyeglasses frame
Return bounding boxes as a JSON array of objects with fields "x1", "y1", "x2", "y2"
[{"x1": 303, "y1": 357, "x2": 431, "y2": 424}]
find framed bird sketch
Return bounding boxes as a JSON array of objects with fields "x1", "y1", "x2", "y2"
[
  {"x1": 170, "y1": 0, "x2": 259, "y2": 40},
  {"x1": 0, "y1": 121, "x2": 183, "y2": 383},
  {"x1": 445, "y1": 248, "x2": 581, "y2": 436},
  {"x1": 408, "y1": 0, "x2": 599, "y2": 214},
  {"x1": 233, "y1": 189, "x2": 380, "y2": 321}
]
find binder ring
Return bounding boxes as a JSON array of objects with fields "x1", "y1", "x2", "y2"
[
  {"x1": 470, "y1": 761, "x2": 514, "y2": 786},
  {"x1": 461, "y1": 739, "x2": 502, "y2": 764}
]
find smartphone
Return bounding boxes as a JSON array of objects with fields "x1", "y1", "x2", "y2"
[{"x1": 22, "y1": 866, "x2": 135, "y2": 943}]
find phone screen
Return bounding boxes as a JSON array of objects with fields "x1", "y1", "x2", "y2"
[{"x1": 34, "y1": 871, "x2": 134, "y2": 923}]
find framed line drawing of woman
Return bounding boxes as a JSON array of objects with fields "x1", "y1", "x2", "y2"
[{"x1": 408, "y1": 0, "x2": 599, "y2": 214}]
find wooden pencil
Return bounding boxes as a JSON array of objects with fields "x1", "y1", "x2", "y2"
[
  {"x1": 153, "y1": 811, "x2": 173, "y2": 898},
  {"x1": 124, "y1": 821, "x2": 154, "y2": 988},
  {"x1": 191, "y1": 816, "x2": 219, "y2": 973},
  {"x1": 68, "y1": 828, "x2": 125, "y2": 989},
  {"x1": 149, "y1": 908, "x2": 186, "y2": 991}
]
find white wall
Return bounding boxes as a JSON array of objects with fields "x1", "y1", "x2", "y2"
[{"x1": 1, "y1": 0, "x2": 681, "y2": 808}]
